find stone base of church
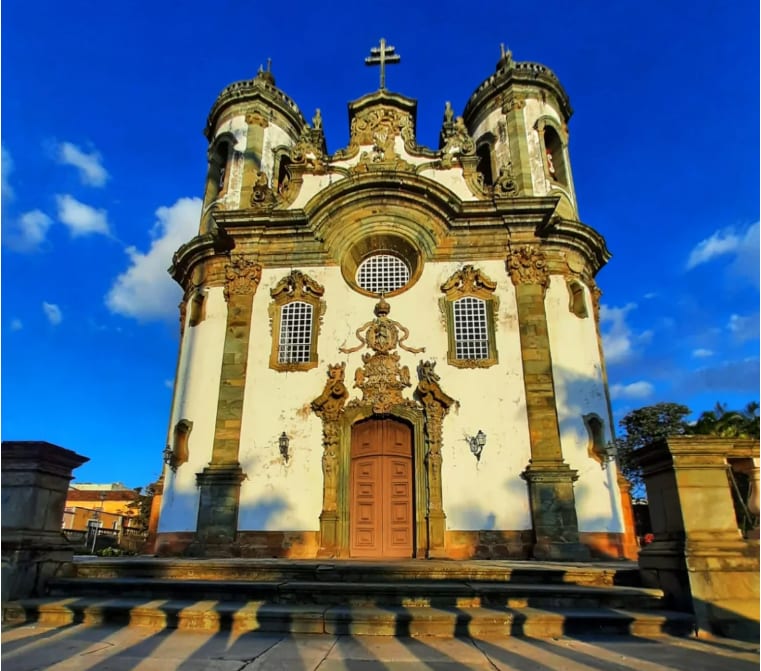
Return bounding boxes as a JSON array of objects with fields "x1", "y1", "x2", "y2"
[{"x1": 153, "y1": 530, "x2": 631, "y2": 560}]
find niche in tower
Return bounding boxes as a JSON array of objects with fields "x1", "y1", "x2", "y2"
[
  {"x1": 209, "y1": 137, "x2": 233, "y2": 199},
  {"x1": 543, "y1": 126, "x2": 568, "y2": 186},
  {"x1": 475, "y1": 133, "x2": 495, "y2": 186},
  {"x1": 277, "y1": 155, "x2": 292, "y2": 195}
]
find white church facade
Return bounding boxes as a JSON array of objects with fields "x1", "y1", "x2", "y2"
[{"x1": 155, "y1": 45, "x2": 637, "y2": 561}]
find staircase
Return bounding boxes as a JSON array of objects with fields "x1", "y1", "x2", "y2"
[{"x1": 2, "y1": 558, "x2": 694, "y2": 638}]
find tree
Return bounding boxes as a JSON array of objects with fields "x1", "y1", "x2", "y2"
[
  {"x1": 692, "y1": 401, "x2": 760, "y2": 439},
  {"x1": 613, "y1": 402, "x2": 692, "y2": 498},
  {"x1": 127, "y1": 483, "x2": 156, "y2": 530}
]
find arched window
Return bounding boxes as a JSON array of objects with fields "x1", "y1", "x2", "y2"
[
  {"x1": 543, "y1": 126, "x2": 568, "y2": 186},
  {"x1": 475, "y1": 133, "x2": 496, "y2": 186},
  {"x1": 583, "y1": 414, "x2": 607, "y2": 466},
  {"x1": 269, "y1": 270, "x2": 325, "y2": 372},
  {"x1": 277, "y1": 155, "x2": 291, "y2": 195},
  {"x1": 440, "y1": 265, "x2": 498, "y2": 368}
]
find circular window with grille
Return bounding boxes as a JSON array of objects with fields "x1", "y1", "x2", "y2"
[{"x1": 356, "y1": 253, "x2": 410, "y2": 295}]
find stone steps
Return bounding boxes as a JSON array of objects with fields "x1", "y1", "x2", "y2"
[
  {"x1": 45, "y1": 577, "x2": 665, "y2": 610},
  {"x1": 1, "y1": 558, "x2": 696, "y2": 638},
  {"x1": 3, "y1": 597, "x2": 695, "y2": 638}
]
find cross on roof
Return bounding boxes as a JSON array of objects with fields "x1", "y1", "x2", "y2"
[{"x1": 365, "y1": 38, "x2": 401, "y2": 90}]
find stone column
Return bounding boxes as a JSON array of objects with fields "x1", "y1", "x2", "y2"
[
  {"x1": 143, "y1": 476, "x2": 164, "y2": 555},
  {"x1": 508, "y1": 245, "x2": 589, "y2": 561},
  {"x1": 192, "y1": 256, "x2": 261, "y2": 556},
  {"x1": 1, "y1": 441, "x2": 88, "y2": 601},
  {"x1": 635, "y1": 436, "x2": 759, "y2": 640}
]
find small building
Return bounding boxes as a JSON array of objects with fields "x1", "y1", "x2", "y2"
[{"x1": 63, "y1": 483, "x2": 141, "y2": 535}]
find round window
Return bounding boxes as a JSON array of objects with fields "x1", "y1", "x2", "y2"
[{"x1": 356, "y1": 253, "x2": 410, "y2": 295}]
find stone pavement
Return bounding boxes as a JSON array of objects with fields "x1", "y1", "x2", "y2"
[{"x1": 2, "y1": 624, "x2": 759, "y2": 670}]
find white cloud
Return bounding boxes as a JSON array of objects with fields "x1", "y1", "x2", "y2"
[
  {"x1": 10, "y1": 319, "x2": 23, "y2": 331},
  {"x1": 2, "y1": 146, "x2": 15, "y2": 202},
  {"x1": 6, "y1": 209, "x2": 53, "y2": 251},
  {"x1": 680, "y1": 357, "x2": 760, "y2": 395},
  {"x1": 56, "y1": 194, "x2": 110, "y2": 237},
  {"x1": 600, "y1": 303, "x2": 651, "y2": 364},
  {"x1": 692, "y1": 348, "x2": 713, "y2": 358},
  {"x1": 728, "y1": 313, "x2": 760, "y2": 342},
  {"x1": 42, "y1": 302, "x2": 63, "y2": 325},
  {"x1": 609, "y1": 381, "x2": 654, "y2": 400},
  {"x1": 106, "y1": 197, "x2": 201, "y2": 321},
  {"x1": 58, "y1": 142, "x2": 109, "y2": 187},
  {"x1": 686, "y1": 222, "x2": 759, "y2": 288}
]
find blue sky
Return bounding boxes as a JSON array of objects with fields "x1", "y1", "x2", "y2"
[{"x1": 2, "y1": 2, "x2": 758, "y2": 489}]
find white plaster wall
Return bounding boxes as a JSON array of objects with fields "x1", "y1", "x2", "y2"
[
  {"x1": 236, "y1": 260, "x2": 532, "y2": 533},
  {"x1": 289, "y1": 173, "x2": 347, "y2": 210},
  {"x1": 158, "y1": 287, "x2": 227, "y2": 532},
  {"x1": 544, "y1": 275, "x2": 624, "y2": 533},
  {"x1": 261, "y1": 124, "x2": 294, "y2": 185}
]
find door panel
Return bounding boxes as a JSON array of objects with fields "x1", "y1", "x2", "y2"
[{"x1": 350, "y1": 418, "x2": 413, "y2": 558}]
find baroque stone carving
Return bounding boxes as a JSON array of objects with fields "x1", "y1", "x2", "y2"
[
  {"x1": 336, "y1": 105, "x2": 416, "y2": 161},
  {"x1": 223, "y1": 256, "x2": 262, "y2": 301},
  {"x1": 440, "y1": 116, "x2": 476, "y2": 169},
  {"x1": 270, "y1": 269, "x2": 325, "y2": 302},
  {"x1": 440, "y1": 264, "x2": 497, "y2": 299},
  {"x1": 311, "y1": 363, "x2": 349, "y2": 514},
  {"x1": 415, "y1": 361, "x2": 455, "y2": 521},
  {"x1": 340, "y1": 298, "x2": 423, "y2": 414},
  {"x1": 507, "y1": 245, "x2": 549, "y2": 292},
  {"x1": 493, "y1": 163, "x2": 520, "y2": 198},
  {"x1": 250, "y1": 171, "x2": 276, "y2": 209},
  {"x1": 245, "y1": 111, "x2": 269, "y2": 128}
]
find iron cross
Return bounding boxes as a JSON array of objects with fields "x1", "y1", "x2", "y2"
[{"x1": 365, "y1": 38, "x2": 401, "y2": 90}]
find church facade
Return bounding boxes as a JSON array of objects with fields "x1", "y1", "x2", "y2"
[{"x1": 155, "y1": 46, "x2": 636, "y2": 561}]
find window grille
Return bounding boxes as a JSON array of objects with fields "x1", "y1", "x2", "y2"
[
  {"x1": 278, "y1": 301, "x2": 313, "y2": 363},
  {"x1": 356, "y1": 254, "x2": 410, "y2": 294},
  {"x1": 453, "y1": 297, "x2": 489, "y2": 360}
]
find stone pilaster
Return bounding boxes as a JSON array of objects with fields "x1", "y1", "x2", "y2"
[
  {"x1": 508, "y1": 245, "x2": 590, "y2": 560},
  {"x1": 500, "y1": 92, "x2": 532, "y2": 195},
  {"x1": 415, "y1": 361, "x2": 456, "y2": 559},
  {"x1": 192, "y1": 256, "x2": 261, "y2": 555}
]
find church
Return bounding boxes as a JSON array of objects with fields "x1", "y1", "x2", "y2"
[{"x1": 155, "y1": 42, "x2": 636, "y2": 562}]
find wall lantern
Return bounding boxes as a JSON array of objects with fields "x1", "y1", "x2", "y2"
[
  {"x1": 604, "y1": 442, "x2": 618, "y2": 464},
  {"x1": 468, "y1": 430, "x2": 487, "y2": 461},
  {"x1": 279, "y1": 432, "x2": 290, "y2": 463}
]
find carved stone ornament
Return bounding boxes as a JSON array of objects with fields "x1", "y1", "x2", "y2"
[
  {"x1": 440, "y1": 265, "x2": 497, "y2": 299},
  {"x1": 507, "y1": 245, "x2": 549, "y2": 291},
  {"x1": 340, "y1": 298, "x2": 424, "y2": 414},
  {"x1": 290, "y1": 127, "x2": 327, "y2": 171},
  {"x1": 245, "y1": 110, "x2": 270, "y2": 127},
  {"x1": 250, "y1": 171, "x2": 276, "y2": 209},
  {"x1": 223, "y1": 256, "x2": 262, "y2": 301},
  {"x1": 440, "y1": 116, "x2": 476, "y2": 169},
  {"x1": 501, "y1": 92, "x2": 526, "y2": 113},
  {"x1": 340, "y1": 297, "x2": 424, "y2": 356},
  {"x1": 311, "y1": 363, "x2": 349, "y2": 422},
  {"x1": 589, "y1": 283, "x2": 602, "y2": 323},
  {"x1": 336, "y1": 105, "x2": 416, "y2": 161},
  {"x1": 270, "y1": 269, "x2": 325, "y2": 302},
  {"x1": 493, "y1": 162, "x2": 520, "y2": 198}
]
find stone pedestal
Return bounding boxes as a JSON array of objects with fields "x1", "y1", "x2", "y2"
[
  {"x1": 191, "y1": 463, "x2": 246, "y2": 556},
  {"x1": 522, "y1": 461, "x2": 590, "y2": 561},
  {"x1": 1, "y1": 441, "x2": 89, "y2": 601},
  {"x1": 635, "y1": 437, "x2": 760, "y2": 641}
]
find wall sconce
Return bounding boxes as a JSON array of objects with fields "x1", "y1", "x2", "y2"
[
  {"x1": 467, "y1": 430, "x2": 487, "y2": 461},
  {"x1": 604, "y1": 442, "x2": 618, "y2": 464},
  {"x1": 279, "y1": 432, "x2": 290, "y2": 463}
]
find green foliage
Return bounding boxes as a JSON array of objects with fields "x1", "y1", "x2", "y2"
[
  {"x1": 126, "y1": 483, "x2": 156, "y2": 530},
  {"x1": 614, "y1": 400, "x2": 759, "y2": 499},
  {"x1": 614, "y1": 402, "x2": 691, "y2": 498},
  {"x1": 96, "y1": 546, "x2": 135, "y2": 557}
]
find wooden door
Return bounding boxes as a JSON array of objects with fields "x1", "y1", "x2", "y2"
[{"x1": 350, "y1": 418, "x2": 414, "y2": 558}]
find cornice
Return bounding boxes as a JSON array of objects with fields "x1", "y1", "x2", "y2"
[
  {"x1": 537, "y1": 217, "x2": 612, "y2": 276},
  {"x1": 463, "y1": 60, "x2": 573, "y2": 128}
]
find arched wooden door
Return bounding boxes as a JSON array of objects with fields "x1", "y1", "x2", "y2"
[{"x1": 350, "y1": 417, "x2": 414, "y2": 558}]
